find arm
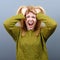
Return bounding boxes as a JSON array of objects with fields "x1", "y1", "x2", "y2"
[
  {"x1": 36, "y1": 13, "x2": 57, "y2": 42},
  {"x1": 3, "y1": 13, "x2": 25, "y2": 42}
]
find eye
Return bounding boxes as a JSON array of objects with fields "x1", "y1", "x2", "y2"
[
  {"x1": 26, "y1": 16, "x2": 30, "y2": 18},
  {"x1": 32, "y1": 16, "x2": 36, "y2": 18}
]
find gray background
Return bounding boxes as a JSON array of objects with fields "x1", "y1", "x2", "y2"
[{"x1": 0, "y1": 0, "x2": 60, "y2": 60}]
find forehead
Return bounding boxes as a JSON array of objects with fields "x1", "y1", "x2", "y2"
[{"x1": 26, "y1": 12, "x2": 36, "y2": 17}]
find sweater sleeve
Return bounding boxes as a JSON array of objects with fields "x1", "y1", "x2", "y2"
[
  {"x1": 36, "y1": 13, "x2": 57, "y2": 42},
  {"x1": 3, "y1": 13, "x2": 25, "y2": 42}
]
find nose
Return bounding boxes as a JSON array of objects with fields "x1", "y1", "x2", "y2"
[
  {"x1": 28, "y1": 20, "x2": 34, "y2": 23},
  {"x1": 29, "y1": 19, "x2": 33, "y2": 22},
  {"x1": 29, "y1": 17, "x2": 32, "y2": 21}
]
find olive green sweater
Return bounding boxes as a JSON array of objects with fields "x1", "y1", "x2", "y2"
[{"x1": 3, "y1": 13, "x2": 57, "y2": 60}]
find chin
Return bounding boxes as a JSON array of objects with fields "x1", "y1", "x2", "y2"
[{"x1": 28, "y1": 27, "x2": 34, "y2": 30}]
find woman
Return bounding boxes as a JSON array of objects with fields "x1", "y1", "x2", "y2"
[{"x1": 3, "y1": 6, "x2": 57, "y2": 60}]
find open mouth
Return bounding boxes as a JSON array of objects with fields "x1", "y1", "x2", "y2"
[
  {"x1": 28, "y1": 21, "x2": 34, "y2": 26},
  {"x1": 28, "y1": 23, "x2": 33, "y2": 26}
]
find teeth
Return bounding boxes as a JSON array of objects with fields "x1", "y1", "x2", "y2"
[
  {"x1": 29, "y1": 24, "x2": 33, "y2": 25},
  {"x1": 29, "y1": 23, "x2": 33, "y2": 25}
]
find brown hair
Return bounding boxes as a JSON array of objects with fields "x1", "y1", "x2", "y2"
[
  {"x1": 20, "y1": 18, "x2": 41, "y2": 37},
  {"x1": 19, "y1": 6, "x2": 42, "y2": 36}
]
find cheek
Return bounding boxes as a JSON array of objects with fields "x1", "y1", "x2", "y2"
[
  {"x1": 34, "y1": 20, "x2": 37, "y2": 23},
  {"x1": 32, "y1": 18, "x2": 36, "y2": 21},
  {"x1": 25, "y1": 18, "x2": 29, "y2": 22}
]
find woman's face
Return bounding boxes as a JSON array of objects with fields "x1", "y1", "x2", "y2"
[{"x1": 25, "y1": 12, "x2": 37, "y2": 30}]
